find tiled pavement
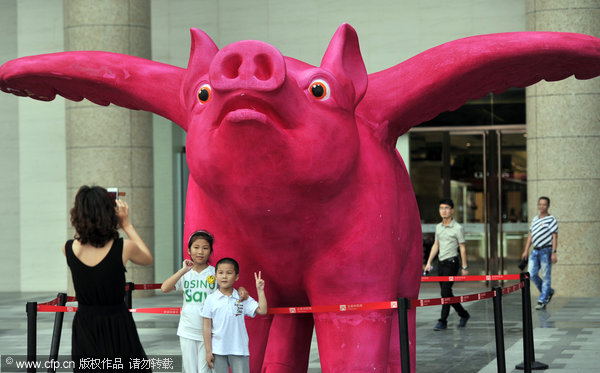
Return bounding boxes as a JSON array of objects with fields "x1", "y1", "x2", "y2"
[{"x1": 1, "y1": 281, "x2": 599, "y2": 372}]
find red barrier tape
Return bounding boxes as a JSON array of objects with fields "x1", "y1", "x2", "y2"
[
  {"x1": 413, "y1": 281, "x2": 524, "y2": 308},
  {"x1": 38, "y1": 296, "x2": 77, "y2": 306},
  {"x1": 413, "y1": 290, "x2": 496, "y2": 308},
  {"x1": 36, "y1": 306, "x2": 183, "y2": 314},
  {"x1": 133, "y1": 284, "x2": 162, "y2": 290},
  {"x1": 269, "y1": 301, "x2": 398, "y2": 314},
  {"x1": 130, "y1": 307, "x2": 181, "y2": 314},
  {"x1": 35, "y1": 284, "x2": 523, "y2": 314},
  {"x1": 37, "y1": 305, "x2": 79, "y2": 313},
  {"x1": 38, "y1": 302, "x2": 401, "y2": 314},
  {"x1": 125, "y1": 283, "x2": 162, "y2": 291},
  {"x1": 34, "y1": 279, "x2": 525, "y2": 314},
  {"x1": 120, "y1": 274, "x2": 526, "y2": 292},
  {"x1": 421, "y1": 274, "x2": 521, "y2": 282},
  {"x1": 502, "y1": 281, "x2": 524, "y2": 295}
]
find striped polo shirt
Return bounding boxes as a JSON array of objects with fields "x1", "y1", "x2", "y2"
[{"x1": 530, "y1": 214, "x2": 558, "y2": 248}]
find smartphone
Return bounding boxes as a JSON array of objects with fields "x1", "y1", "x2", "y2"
[{"x1": 107, "y1": 187, "x2": 119, "y2": 201}]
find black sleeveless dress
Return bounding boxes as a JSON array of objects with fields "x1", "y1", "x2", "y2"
[{"x1": 65, "y1": 238, "x2": 151, "y2": 372}]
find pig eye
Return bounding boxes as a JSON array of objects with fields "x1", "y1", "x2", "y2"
[
  {"x1": 197, "y1": 84, "x2": 212, "y2": 104},
  {"x1": 309, "y1": 80, "x2": 330, "y2": 100}
]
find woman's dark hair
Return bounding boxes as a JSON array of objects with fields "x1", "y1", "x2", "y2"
[{"x1": 70, "y1": 185, "x2": 119, "y2": 247}]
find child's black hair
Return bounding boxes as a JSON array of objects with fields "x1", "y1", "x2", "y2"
[
  {"x1": 188, "y1": 230, "x2": 214, "y2": 252},
  {"x1": 216, "y1": 257, "x2": 239, "y2": 274}
]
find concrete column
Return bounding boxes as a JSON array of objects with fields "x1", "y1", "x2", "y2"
[
  {"x1": 64, "y1": 0, "x2": 154, "y2": 296},
  {"x1": 0, "y1": 0, "x2": 20, "y2": 291},
  {"x1": 526, "y1": 0, "x2": 600, "y2": 296}
]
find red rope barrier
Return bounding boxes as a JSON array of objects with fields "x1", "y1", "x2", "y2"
[
  {"x1": 421, "y1": 274, "x2": 521, "y2": 282},
  {"x1": 412, "y1": 280, "x2": 524, "y2": 308},
  {"x1": 502, "y1": 281, "x2": 524, "y2": 295},
  {"x1": 34, "y1": 277, "x2": 526, "y2": 314},
  {"x1": 35, "y1": 302, "x2": 401, "y2": 314},
  {"x1": 268, "y1": 301, "x2": 398, "y2": 314},
  {"x1": 130, "y1": 307, "x2": 181, "y2": 314},
  {"x1": 412, "y1": 290, "x2": 496, "y2": 308},
  {"x1": 133, "y1": 283, "x2": 162, "y2": 290},
  {"x1": 118, "y1": 274, "x2": 526, "y2": 292},
  {"x1": 38, "y1": 296, "x2": 77, "y2": 306},
  {"x1": 37, "y1": 305, "x2": 78, "y2": 313}
]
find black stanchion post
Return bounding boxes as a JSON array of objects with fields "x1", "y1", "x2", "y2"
[
  {"x1": 493, "y1": 287, "x2": 506, "y2": 373},
  {"x1": 516, "y1": 272, "x2": 548, "y2": 371},
  {"x1": 519, "y1": 272, "x2": 533, "y2": 372},
  {"x1": 397, "y1": 297, "x2": 411, "y2": 373},
  {"x1": 48, "y1": 293, "x2": 67, "y2": 373},
  {"x1": 26, "y1": 301, "x2": 37, "y2": 373},
  {"x1": 125, "y1": 282, "x2": 134, "y2": 309}
]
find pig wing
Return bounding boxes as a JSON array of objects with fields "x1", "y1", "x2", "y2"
[
  {"x1": 0, "y1": 51, "x2": 188, "y2": 129},
  {"x1": 357, "y1": 32, "x2": 600, "y2": 143}
]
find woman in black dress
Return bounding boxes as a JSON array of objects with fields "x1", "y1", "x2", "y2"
[{"x1": 62, "y1": 185, "x2": 153, "y2": 372}]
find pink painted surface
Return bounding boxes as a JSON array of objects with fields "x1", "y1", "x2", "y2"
[{"x1": 2, "y1": 24, "x2": 600, "y2": 372}]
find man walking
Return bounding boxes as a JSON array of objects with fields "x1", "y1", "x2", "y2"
[
  {"x1": 424, "y1": 199, "x2": 470, "y2": 330},
  {"x1": 521, "y1": 196, "x2": 558, "y2": 310}
]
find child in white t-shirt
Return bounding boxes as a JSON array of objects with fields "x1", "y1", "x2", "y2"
[
  {"x1": 161, "y1": 231, "x2": 247, "y2": 373},
  {"x1": 201, "y1": 258, "x2": 268, "y2": 373}
]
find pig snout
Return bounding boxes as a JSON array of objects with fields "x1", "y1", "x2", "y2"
[{"x1": 209, "y1": 40, "x2": 286, "y2": 92}]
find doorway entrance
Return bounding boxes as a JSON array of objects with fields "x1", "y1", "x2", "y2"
[{"x1": 409, "y1": 126, "x2": 527, "y2": 275}]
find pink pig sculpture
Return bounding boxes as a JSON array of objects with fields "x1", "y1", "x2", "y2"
[{"x1": 2, "y1": 23, "x2": 600, "y2": 372}]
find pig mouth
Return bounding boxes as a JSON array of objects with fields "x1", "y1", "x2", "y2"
[{"x1": 218, "y1": 96, "x2": 285, "y2": 128}]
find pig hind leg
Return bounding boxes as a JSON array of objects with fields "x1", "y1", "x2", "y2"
[{"x1": 246, "y1": 316, "x2": 273, "y2": 373}]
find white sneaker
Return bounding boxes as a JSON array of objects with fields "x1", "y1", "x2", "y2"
[{"x1": 535, "y1": 302, "x2": 546, "y2": 310}]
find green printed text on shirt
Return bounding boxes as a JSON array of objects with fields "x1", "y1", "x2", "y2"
[{"x1": 183, "y1": 277, "x2": 216, "y2": 303}]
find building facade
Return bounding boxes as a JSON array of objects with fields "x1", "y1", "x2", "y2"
[{"x1": 0, "y1": 0, "x2": 598, "y2": 296}]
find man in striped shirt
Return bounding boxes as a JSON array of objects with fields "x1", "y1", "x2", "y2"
[{"x1": 521, "y1": 196, "x2": 558, "y2": 310}]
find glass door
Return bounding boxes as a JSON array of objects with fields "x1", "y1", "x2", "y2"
[
  {"x1": 449, "y1": 132, "x2": 487, "y2": 275},
  {"x1": 498, "y1": 131, "x2": 528, "y2": 274},
  {"x1": 410, "y1": 127, "x2": 526, "y2": 276}
]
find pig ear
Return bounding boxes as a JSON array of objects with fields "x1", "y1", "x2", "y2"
[
  {"x1": 183, "y1": 28, "x2": 219, "y2": 109},
  {"x1": 187, "y1": 28, "x2": 219, "y2": 74},
  {"x1": 320, "y1": 23, "x2": 368, "y2": 107}
]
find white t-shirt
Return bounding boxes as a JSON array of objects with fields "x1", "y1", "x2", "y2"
[
  {"x1": 200, "y1": 288, "x2": 259, "y2": 356},
  {"x1": 175, "y1": 265, "x2": 217, "y2": 340}
]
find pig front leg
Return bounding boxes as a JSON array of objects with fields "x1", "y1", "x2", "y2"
[
  {"x1": 387, "y1": 307, "x2": 417, "y2": 373},
  {"x1": 260, "y1": 314, "x2": 315, "y2": 372},
  {"x1": 246, "y1": 315, "x2": 273, "y2": 373}
]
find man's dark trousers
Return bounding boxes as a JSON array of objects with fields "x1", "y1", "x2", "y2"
[{"x1": 438, "y1": 256, "x2": 469, "y2": 324}]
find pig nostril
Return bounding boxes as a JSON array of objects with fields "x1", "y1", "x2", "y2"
[
  {"x1": 253, "y1": 53, "x2": 273, "y2": 81},
  {"x1": 222, "y1": 53, "x2": 242, "y2": 79},
  {"x1": 211, "y1": 43, "x2": 284, "y2": 90}
]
